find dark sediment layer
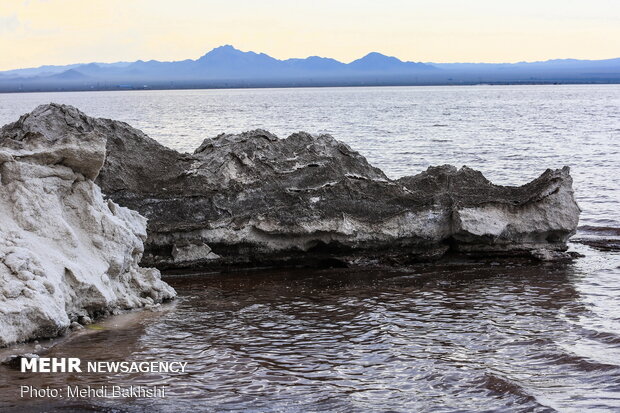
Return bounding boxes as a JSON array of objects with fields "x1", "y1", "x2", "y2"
[{"x1": 572, "y1": 226, "x2": 620, "y2": 252}]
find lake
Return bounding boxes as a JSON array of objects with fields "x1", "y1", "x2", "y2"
[{"x1": 0, "y1": 85, "x2": 619, "y2": 412}]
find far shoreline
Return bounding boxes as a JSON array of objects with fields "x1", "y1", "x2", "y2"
[{"x1": 1, "y1": 81, "x2": 619, "y2": 95}]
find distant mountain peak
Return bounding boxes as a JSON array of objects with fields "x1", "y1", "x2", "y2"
[
  {"x1": 362, "y1": 52, "x2": 401, "y2": 60},
  {"x1": 199, "y1": 45, "x2": 249, "y2": 60},
  {"x1": 210, "y1": 44, "x2": 238, "y2": 53},
  {"x1": 348, "y1": 51, "x2": 432, "y2": 71}
]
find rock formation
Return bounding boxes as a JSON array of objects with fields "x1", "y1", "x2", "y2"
[
  {"x1": 5, "y1": 104, "x2": 581, "y2": 274},
  {"x1": 0, "y1": 104, "x2": 175, "y2": 347},
  {"x1": 85, "y1": 105, "x2": 579, "y2": 267}
]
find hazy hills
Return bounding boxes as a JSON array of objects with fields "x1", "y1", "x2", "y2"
[{"x1": 1, "y1": 45, "x2": 619, "y2": 92}]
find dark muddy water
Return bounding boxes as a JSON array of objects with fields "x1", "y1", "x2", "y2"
[{"x1": 1, "y1": 243, "x2": 619, "y2": 412}]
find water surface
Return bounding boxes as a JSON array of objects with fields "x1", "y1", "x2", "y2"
[
  {"x1": 1, "y1": 244, "x2": 619, "y2": 412},
  {"x1": 0, "y1": 85, "x2": 619, "y2": 412}
]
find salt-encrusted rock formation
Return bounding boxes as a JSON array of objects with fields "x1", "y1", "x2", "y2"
[
  {"x1": 397, "y1": 165, "x2": 581, "y2": 255},
  {"x1": 0, "y1": 104, "x2": 175, "y2": 347},
  {"x1": 5, "y1": 104, "x2": 581, "y2": 272}
]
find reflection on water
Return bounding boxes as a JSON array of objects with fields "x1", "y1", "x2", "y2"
[{"x1": 1, "y1": 243, "x2": 619, "y2": 412}]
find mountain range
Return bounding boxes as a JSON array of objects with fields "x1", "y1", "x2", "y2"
[{"x1": 1, "y1": 45, "x2": 619, "y2": 92}]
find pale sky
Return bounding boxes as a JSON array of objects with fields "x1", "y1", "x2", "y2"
[{"x1": 1, "y1": 0, "x2": 619, "y2": 70}]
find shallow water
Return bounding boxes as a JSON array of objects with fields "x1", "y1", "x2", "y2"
[
  {"x1": 1, "y1": 85, "x2": 619, "y2": 411},
  {"x1": 1, "y1": 244, "x2": 619, "y2": 412}
]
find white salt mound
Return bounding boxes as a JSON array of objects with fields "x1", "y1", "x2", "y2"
[{"x1": 0, "y1": 104, "x2": 176, "y2": 347}]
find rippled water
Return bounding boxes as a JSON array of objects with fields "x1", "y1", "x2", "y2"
[
  {"x1": 1, "y1": 244, "x2": 619, "y2": 412},
  {"x1": 1, "y1": 86, "x2": 619, "y2": 412}
]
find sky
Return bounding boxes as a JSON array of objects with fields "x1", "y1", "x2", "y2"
[{"x1": 1, "y1": 0, "x2": 619, "y2": 71}]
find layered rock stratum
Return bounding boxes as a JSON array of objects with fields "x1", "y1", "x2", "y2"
[
  {"x1": 3, "y1": 104, "x2": 581, "y2": 276},
  {"x1": 0, "y1": 104, "x2": 175, "y2": 347},
  {"x1": 68, "y1": 104, "x2": 579, "y2": 268}
]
